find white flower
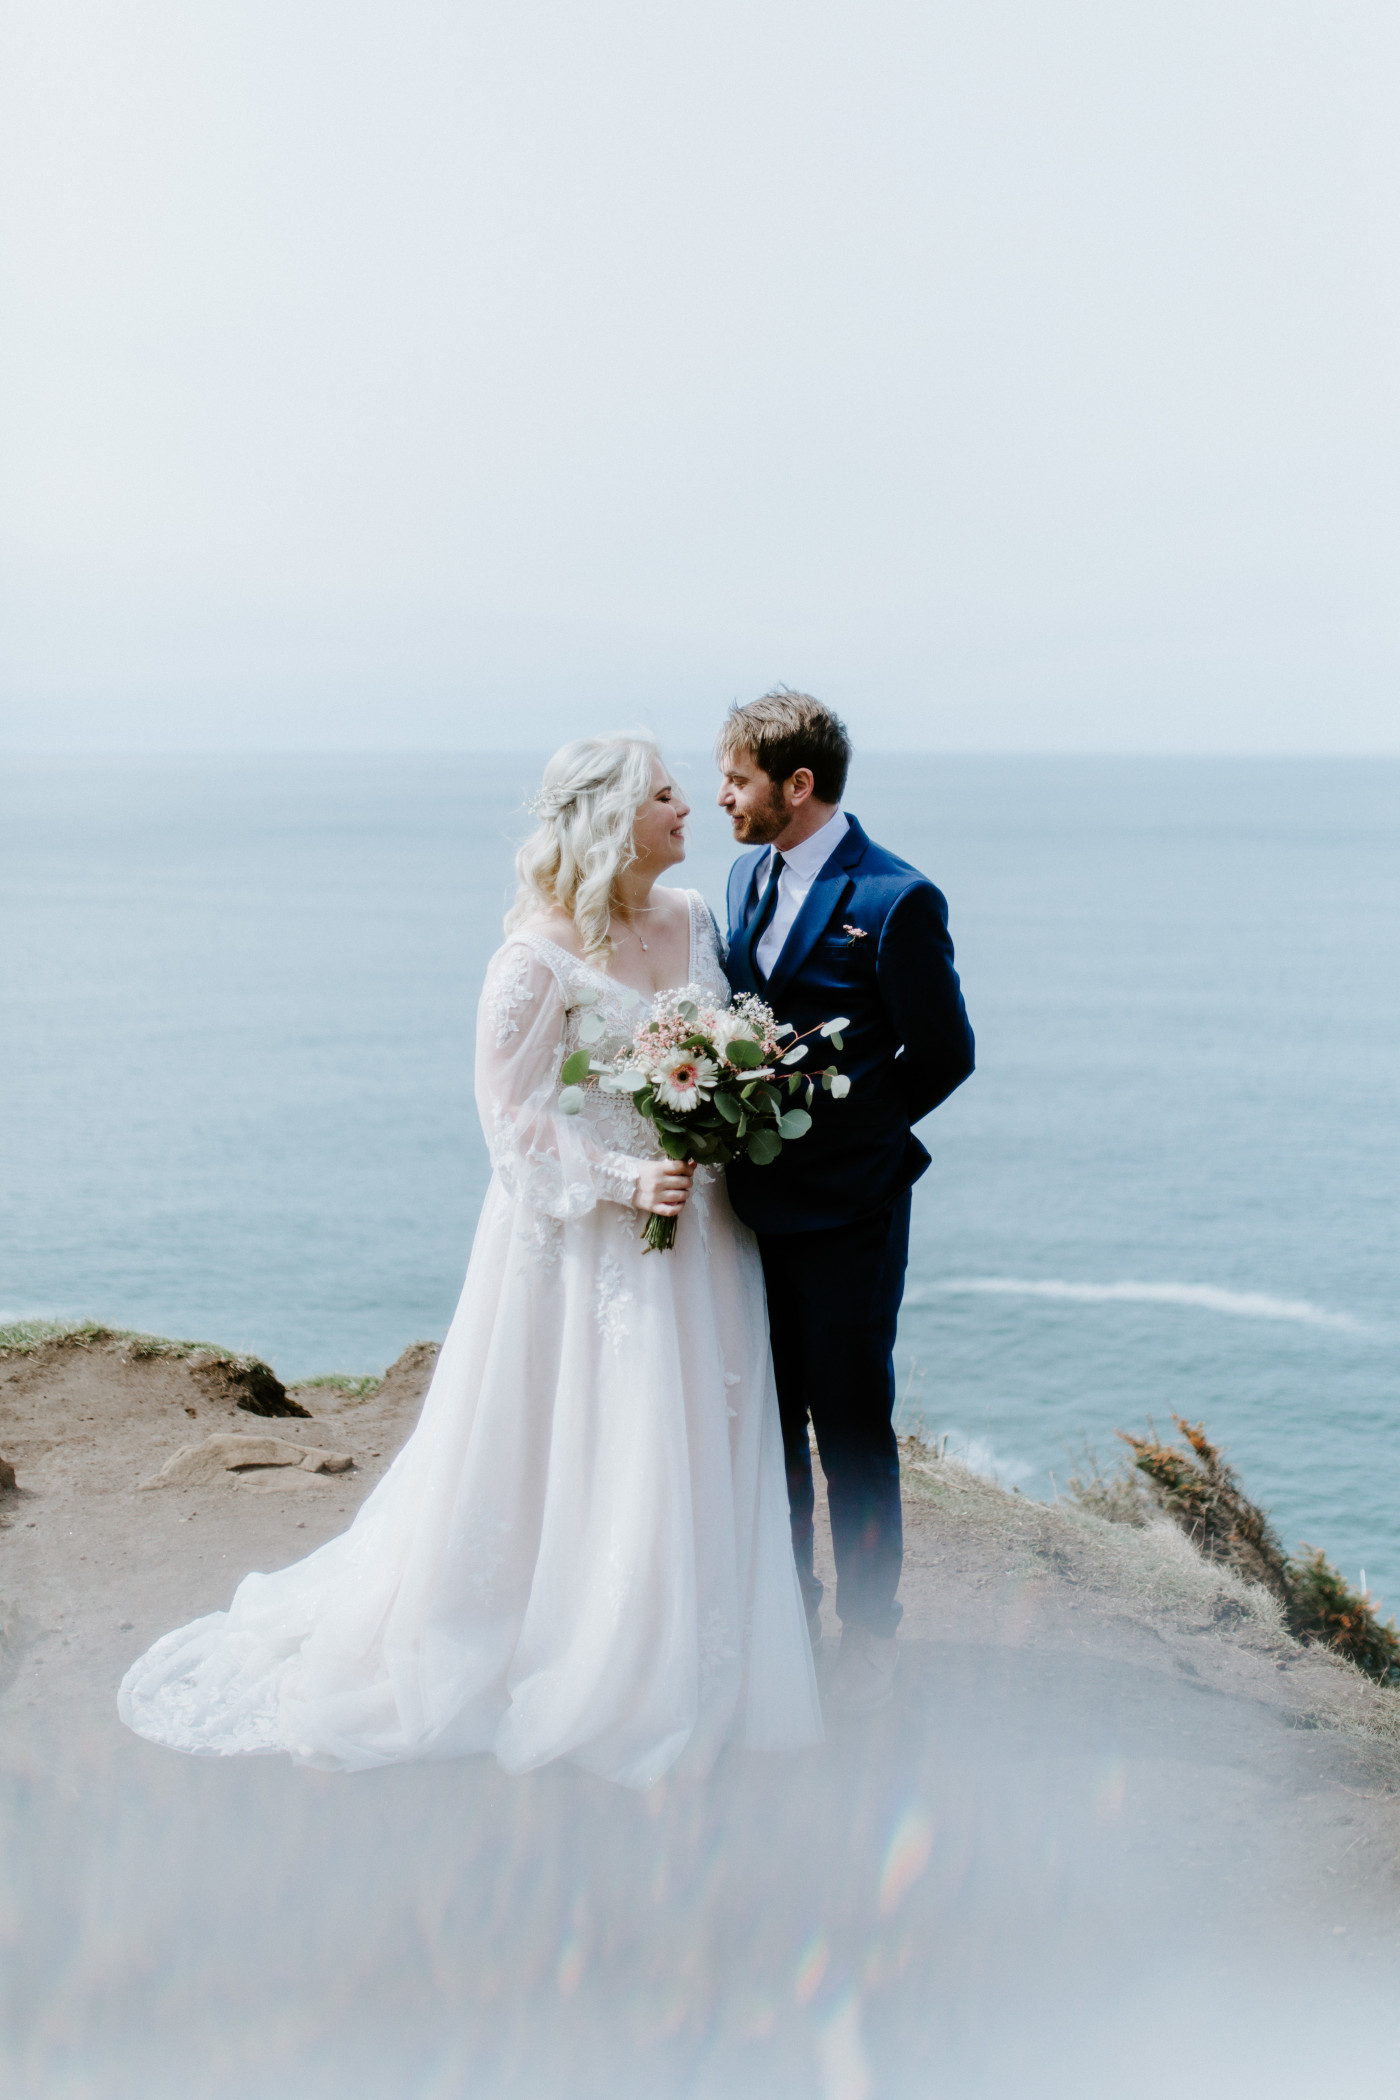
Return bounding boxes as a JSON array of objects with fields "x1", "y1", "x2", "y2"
[
  {"x1": 652, "y1": 1051, "x2": 719, "y2": 1112},
  {"x1": 711, "y1": 1015, "x2": 759, "y2": 1062}
]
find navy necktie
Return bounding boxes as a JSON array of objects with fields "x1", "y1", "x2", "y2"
[{"x1": 742, "y1": 851, "x2": 785, "y2": 980}]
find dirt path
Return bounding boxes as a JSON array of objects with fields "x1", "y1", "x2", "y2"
[{"x1": 4, "y1": 1331, "x2": 1400, "y2": 2098}]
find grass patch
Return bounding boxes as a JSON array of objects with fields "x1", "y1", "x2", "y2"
[
  {"x1": 1073, "y1": 1414, "x2": 1400, "y2": 1688},
  {"x1": 296, "y1": 1373, "x2": 383, "y2": 1399},
  {"x1": 0, "y1": 1317, "x2": 308, "y2": 1416},
  {"x1": 0, "y1": 1317, "x2": 259, "y2": 1372}
]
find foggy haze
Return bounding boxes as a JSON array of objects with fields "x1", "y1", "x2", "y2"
[{"x1": 1, "y1": 0, "x2": 1396, "y2": 754}]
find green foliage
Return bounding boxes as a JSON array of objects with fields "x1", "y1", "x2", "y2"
[
  {"x1": 746, "y1": 1128, "x2": 782, "y2": 1165},
  {"x1": 559, "y1": 1049, "x2": 592, "y2": 1085},
  {"x1": 726, "y1": 1037, "x2": 762, "y2": 1069}
]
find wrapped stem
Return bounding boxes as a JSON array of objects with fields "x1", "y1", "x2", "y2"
[{"x1": 641, "y1": 1210, "x2": 678, "y2": 1253}]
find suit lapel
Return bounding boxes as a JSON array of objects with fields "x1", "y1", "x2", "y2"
[
  {"x1": 725, "y1": 848, "x2": 768, "y2": 993},
  {"x1": 765, "y1": 816, "x2": 871, "y2": 1002}
]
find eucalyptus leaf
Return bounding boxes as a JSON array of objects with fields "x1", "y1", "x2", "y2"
[
  {"x1": 746, "y1": 1128, "x2": 783, "y2": 1166},
  {"x1": 829, "y1": 1033, "x2": 844, "y2": 1053},
  {"x1": 777, "y1": 1108, "x2": 812, "y2": 1139},
  {"x1": 578, "y1": 1012, "x2": 607, "y2": 1045},
  {"x1": 557, "y1": 1085, "x2": 586, "y2": 1115},
  {"x1": 726, "y1": 1037, "x2": 762, "y2": 1068},
  {"x1": 713, "y1": 1089, "x2": 741, "y2": 1123},
  {"x1": 678, "y1": 1000, "x2": 699, "y2": 1024},
  {"x1": 559, "y1": 1050, "x2": 591, "y2": 1086}
]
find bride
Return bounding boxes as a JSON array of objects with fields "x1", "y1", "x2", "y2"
[{"x1": 119, "y1": 735, "x2": 823, "y2": 1788}]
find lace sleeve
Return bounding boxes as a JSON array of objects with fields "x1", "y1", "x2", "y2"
[
  {"x1": 689, "y1": 890, "x2": 729, "y2": 973},
  {"x1": 475, "y1": 942, "x2": 643, "y2": 1219}
]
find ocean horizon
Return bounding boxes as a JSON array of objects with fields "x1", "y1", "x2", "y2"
[{"x1": 4, "y1": 751, "x2": 1397, "y2": 1604}]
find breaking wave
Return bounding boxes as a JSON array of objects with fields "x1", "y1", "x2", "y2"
[{"x1": 919, "y1": 1279, "x2": 1366, "y2": 1333}]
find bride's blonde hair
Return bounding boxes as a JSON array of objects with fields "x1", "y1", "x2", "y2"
[{"x1": 506, "y1": 734, "x2": 662, "y2": 960}]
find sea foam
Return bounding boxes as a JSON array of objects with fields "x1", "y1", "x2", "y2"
[{"x1": 919, "y1": 1278, "x2": 1366, "y2": 1333}]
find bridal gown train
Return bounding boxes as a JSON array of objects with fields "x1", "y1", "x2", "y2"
[{"x1": 119, "y1": 892, "x2": 822, "y2": 1788}]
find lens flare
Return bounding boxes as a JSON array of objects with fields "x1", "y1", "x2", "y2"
[{"x1": 877, "y1": 1805, "x2": 934, "y2": 1917}]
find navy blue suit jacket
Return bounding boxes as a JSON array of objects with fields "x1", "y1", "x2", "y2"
[{"x1": 724, "y1": 814, "x2": 974, "y2": 1235}]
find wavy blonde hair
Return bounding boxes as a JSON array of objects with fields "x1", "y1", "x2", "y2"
[{"x1": 506, "y1": 734, "x2": 662, "y2": 959}]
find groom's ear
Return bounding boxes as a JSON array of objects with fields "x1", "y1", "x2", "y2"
[{"x1": 784, "y1": 767, "x2": 816, "y2": 809}]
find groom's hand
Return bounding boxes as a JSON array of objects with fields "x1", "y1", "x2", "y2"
[{"x1": 634, "y1": 1159, "x2": 696, "y2": 1216}]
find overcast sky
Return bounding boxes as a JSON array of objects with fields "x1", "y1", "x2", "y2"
[{"x1": 1, "y1": 0, "x2": 1396, "y2": 754}]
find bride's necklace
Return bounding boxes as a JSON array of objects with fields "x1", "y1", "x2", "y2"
[{"x1": 616, "y1": 905, "x2": 658, "y2": 953}]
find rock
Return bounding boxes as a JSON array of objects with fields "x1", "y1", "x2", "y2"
[
  {"x1": 0, "y1": 1457, "x2": 15, "y2": 1493},
  {"x1": 140, "y1": 1434, "x2": 355, "y2": 1491},
  {"x1": 376, "y1": 1341, "x2": 440, "y2": 1410}
]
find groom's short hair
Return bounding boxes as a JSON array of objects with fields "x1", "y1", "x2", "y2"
[{"x1": 718, "y1": 689, "x2": 852, "y2": 804}]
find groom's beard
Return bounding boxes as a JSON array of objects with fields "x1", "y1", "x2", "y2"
[{"x1": 730, "y1": 782, "x2": 788, "y2": 845}]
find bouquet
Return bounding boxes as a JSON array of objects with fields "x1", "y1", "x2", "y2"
[{"x1": 559, "y1": 987, "x2": 851, "y2": 1251}]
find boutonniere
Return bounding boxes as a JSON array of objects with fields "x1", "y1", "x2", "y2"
[{"x1": 840, "y1": 923, "x2": 868, "y2": 946}]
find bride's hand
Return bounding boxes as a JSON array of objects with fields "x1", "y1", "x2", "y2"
[{"x1": 634, "y1": 1159, "x2": 695, "y2": 1216}]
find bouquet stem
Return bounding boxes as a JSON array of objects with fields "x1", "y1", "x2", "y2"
[{"x1": 641, "y1": 1211, "x2": 678, "y2": 1253}]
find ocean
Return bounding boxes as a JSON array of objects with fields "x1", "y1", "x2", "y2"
[{"x1": 3, "y1": 753, "x2": 1397, "y2": 1605}]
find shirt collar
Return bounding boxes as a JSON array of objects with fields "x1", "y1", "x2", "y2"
[{"x1": 771, "y1": 807, "x2": 849, "y2": 881}]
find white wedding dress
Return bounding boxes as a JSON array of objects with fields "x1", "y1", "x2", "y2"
[{"x1": 119, "y1": 892, "x2": 822, "y2": 1788}]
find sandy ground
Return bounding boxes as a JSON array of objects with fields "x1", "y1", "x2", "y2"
[{"x1": 4, "y1": 1331, "x2": 1400, "y2": 2098}]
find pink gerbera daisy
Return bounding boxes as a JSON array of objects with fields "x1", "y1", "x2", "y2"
[{"x1": 652, "y1": 1051, "x2": 719, "y2": 1113}]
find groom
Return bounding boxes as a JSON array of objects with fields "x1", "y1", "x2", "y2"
[{"x1": 718, "y1": 691, "x2": 974, "y2": 1716}]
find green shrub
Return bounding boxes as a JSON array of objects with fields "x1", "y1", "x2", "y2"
[
  {"x1": 1094, "y1": 1415, "x2": 1400, "y2": 1688},
  {"x1": 1286, "y1": 1546, "x2": 1400, "y2": 1686},
  {"x1": 1118, "y1": 1416, "x2": 1291, "y2": 1604}
]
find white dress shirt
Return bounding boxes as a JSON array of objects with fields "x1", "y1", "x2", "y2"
[{"x1": 754, "y1": 808, "x2": 850, "y2": 979}]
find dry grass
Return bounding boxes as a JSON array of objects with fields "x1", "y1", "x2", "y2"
[
  {"x1": 898, "y1": 1430, "x2": 1287, "y2": 1634},
  {"x1": 901, "y1": 1429, "x2": 1400, "y2": 1757},
  {"x1": 1064, "y1": 1415, "x2": 1400, "y2": 1690}
]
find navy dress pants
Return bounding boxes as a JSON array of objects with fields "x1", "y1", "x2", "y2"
[{"x1": 757, "y1": 1191, "x2": 911, "y2": 1638}]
